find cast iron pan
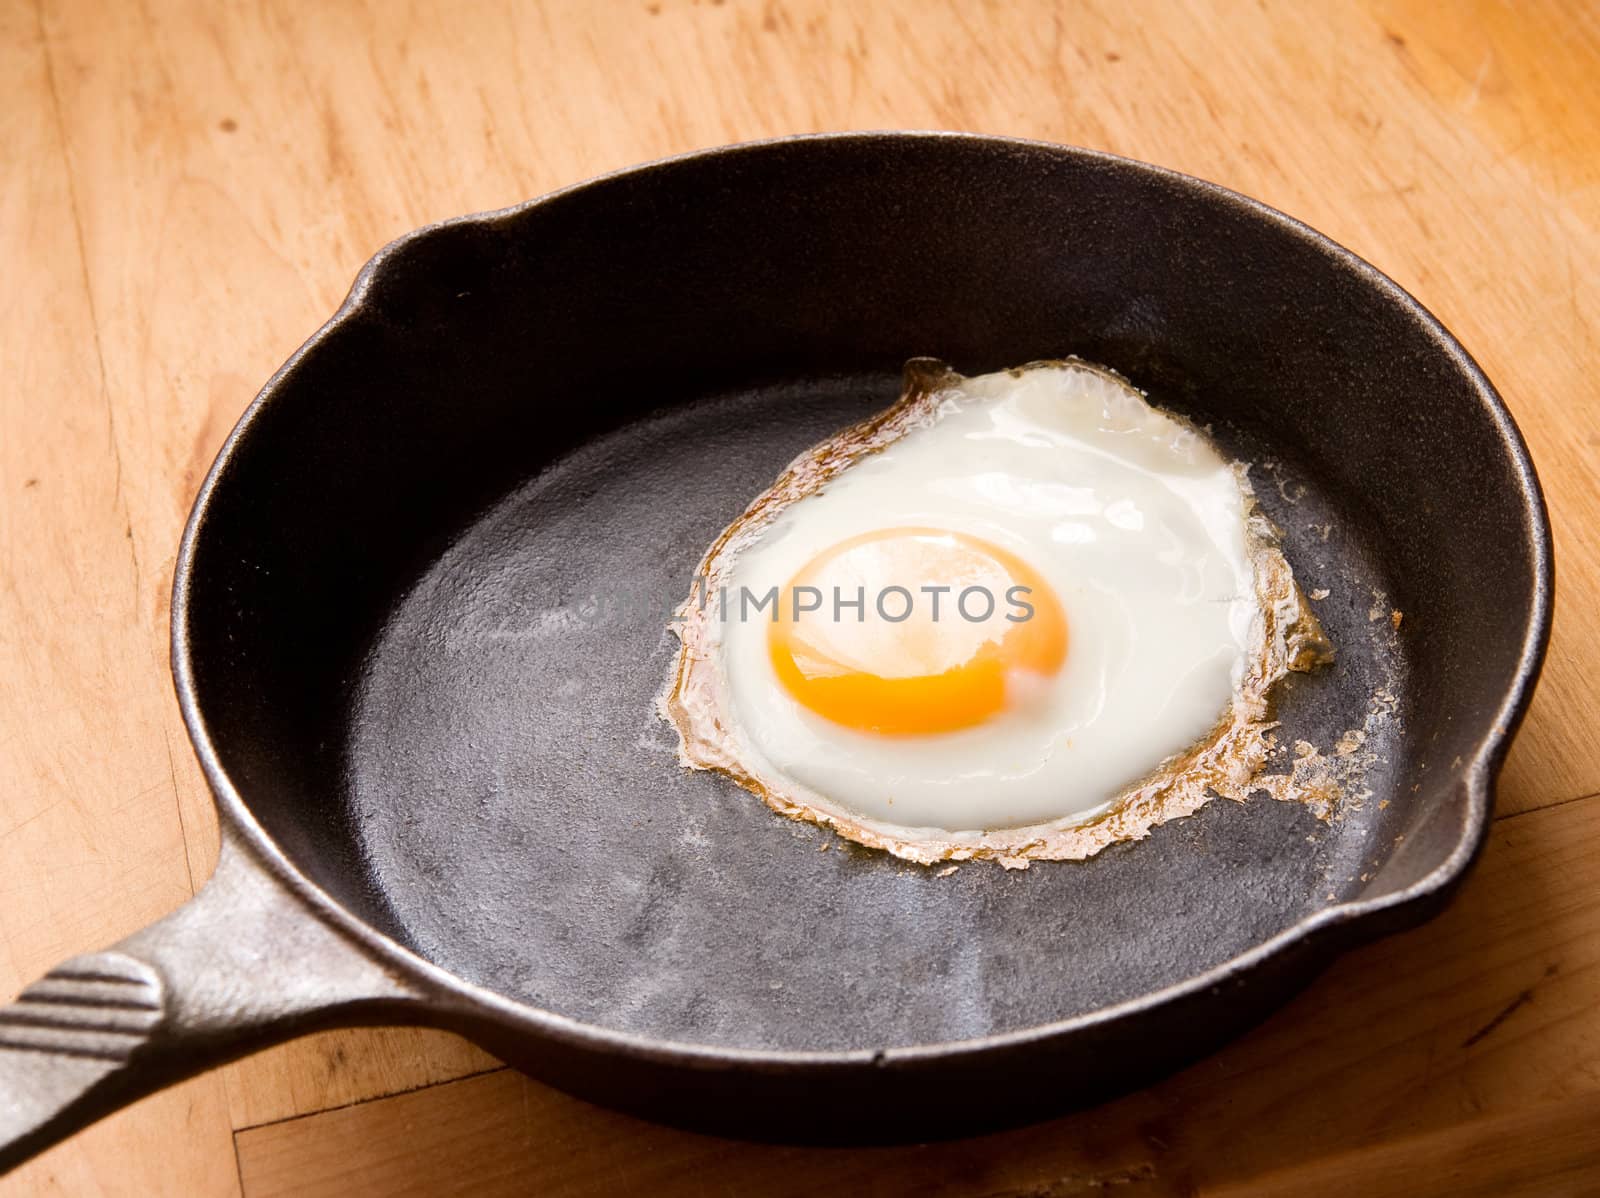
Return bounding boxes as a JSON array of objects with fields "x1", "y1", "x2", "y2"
[{"x1": 0, "y1": 133, "x2": 1551, "y2": 1170}]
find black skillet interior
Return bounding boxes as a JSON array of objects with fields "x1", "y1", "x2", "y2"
[{"x1": 185, "y1": 137, "x2": 1541, "y2": 1062}]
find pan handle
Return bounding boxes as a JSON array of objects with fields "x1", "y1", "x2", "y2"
[{"x1": 0, "y1": 826, "x2": 429, "y2": 1175}]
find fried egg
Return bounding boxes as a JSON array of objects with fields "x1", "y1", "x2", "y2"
[{"x1": 661, "y1": 359, "x2": 1331, "y2": 866}]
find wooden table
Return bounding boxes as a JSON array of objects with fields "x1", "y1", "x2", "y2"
[{"x1": 5, "y1": 1, "x2": 1598, "y2": 1193}]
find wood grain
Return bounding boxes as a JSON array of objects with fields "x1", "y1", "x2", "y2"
[
  {"x1": 1, "y1": 3, "x2": 239, "y2": 1194},
  {"x1": 221, "y1": 1029, "x2": 500, "y2": 1133},
  {"x1": 3, "y1": 0, "x2": 1598, "y2": 1192}
]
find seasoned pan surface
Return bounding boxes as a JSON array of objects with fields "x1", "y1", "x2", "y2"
[{"x1": 348, "y1": 373, "x2": 1406, "y2": 1052}]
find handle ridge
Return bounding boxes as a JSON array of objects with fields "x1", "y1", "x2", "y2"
[
  {"x1": 0, "y1": 832, "x2": 426, "y2": 1175},
  {"x1": 0, "y1": 954, "x2": 164, "y2": 1063}
]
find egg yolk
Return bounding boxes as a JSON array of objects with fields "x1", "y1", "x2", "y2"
[{"x1": 767, "y1": 527, "x2": 1068, "y2": 735}]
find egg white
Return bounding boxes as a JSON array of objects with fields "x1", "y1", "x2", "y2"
[{"x1": 662, "y1": 359, "x2": 1331, "y2": 866}]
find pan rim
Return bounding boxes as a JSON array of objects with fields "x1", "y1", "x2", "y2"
[{"x1": 169, "y1": 130, "x2": 1554, "y2": 1068}]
